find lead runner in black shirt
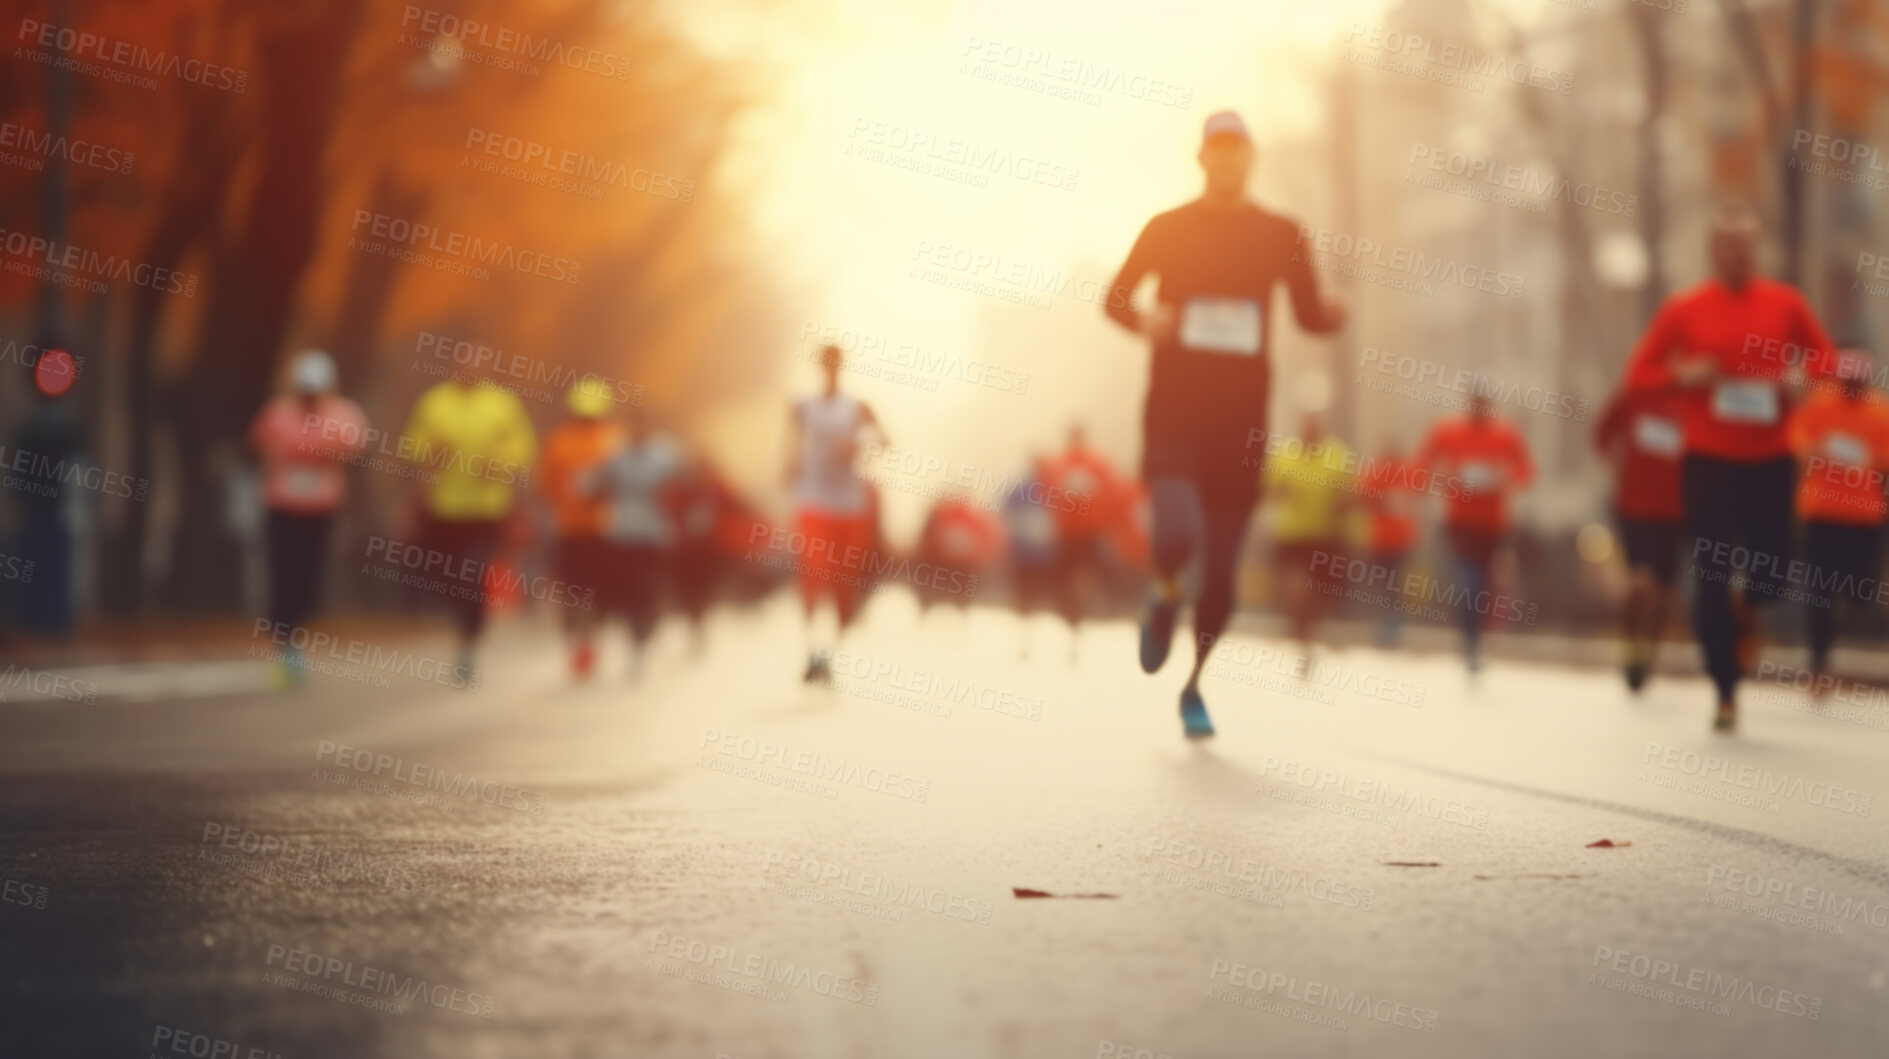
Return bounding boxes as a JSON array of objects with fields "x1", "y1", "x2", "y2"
[{"x1": 1103, "y1": 109, "x2": 1346, "y2": 738}]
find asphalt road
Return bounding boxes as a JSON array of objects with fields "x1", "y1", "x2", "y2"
[{"x1": 3, "y1": 592, "x2": 1886, "y2": 1058}]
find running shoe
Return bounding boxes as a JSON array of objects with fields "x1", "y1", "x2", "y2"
[
  {"x1": 1139, "y1": 586, "x2": 1180, "y2": 674},
  {"x1": 802, "y1": 651, "x2": 832, "y2": 684},
  {"x1": 1713, "y1": 702, "x2": 1737, "y2": 733},
  {"x1": 1179, "y1": 683, "x2": 1215, "y2": 739},
  {"x1": 1623, "y1": 641, "x2": 1649, "y2": 693},
  {"x1": 572, "y1": 641, "x2": 596, "y2": 680}
]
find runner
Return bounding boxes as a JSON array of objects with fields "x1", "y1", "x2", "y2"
[
  {"x1": 1104, "y1": 109, "x2": 1346, "y2": 737},
  {"x1": 1593, "y1": 383, "x2": 1687, "y2": 692},
  {"x1": 1624, "y1": 201, "x2": 1837, "y2": 732},
  {"x1": 539, "y1": 378, "x2": 625, "y2": 680},
  {"x1": 1413, "y1": 391, "x2": 1534, "y2": 675},
  {"x1": 914, "y1": 491, "x2": 1003, "y2": 616},
  {"x1": 400, "y1": 362, "x2": 538, "y2": 684},
  {"x1": 1039, "y1": 425, "x2": 1125, "y2": 658},
  {"x1": 1361, "y1": 442, "x2": 1420, "y2": 648},
  {"x1": 787, "y1": 344, "x2": 885, "y2": 683},
  {"x1": 1262, "y1": 413, "x2": 1354, "y2": 659},
  {"x1": 247, "y1": 350, "x2": 368, "y2": 688},
  {"x1": 668, "y1": 456, "x2": 744, "y2": 654},
  {"x1": 584, "y1": 406, "x2": 688, "y2": 680},
  {"x1": 1003, "y1": 454, "x2": 1060, "y2": 660},
  {"x1": 1786, "y1": 349, "x2": 1889, "y2": 691}
]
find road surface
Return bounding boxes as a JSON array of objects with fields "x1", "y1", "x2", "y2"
[{"x1": 2, "y1": 591, "x2": 1885, "y2": 1058}]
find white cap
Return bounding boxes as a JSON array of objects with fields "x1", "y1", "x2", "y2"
[
  {"x1": 1202, "y1": 110, "x2": 1250, "y2": 145},
  {"x1": 291, "y1": 349, "x2": 338, "y2": 395}
]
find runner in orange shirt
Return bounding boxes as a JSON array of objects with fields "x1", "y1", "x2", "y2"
[
  {"x1": 538, "y1": 379, "x2": 625, "y2": 679},
  {"x1": 1414, "y1": 392, "x2": 1534, "y2": 673},
  {"x1": 1361, "y1": 442, "x2": 1420, "y2": 648},
  {"x1": 1786, "y1": 350, "x2": 1889, "y2": 689},
  {"x1": 1593, "y1": 384, "x2": 1687, "y2": 691}
]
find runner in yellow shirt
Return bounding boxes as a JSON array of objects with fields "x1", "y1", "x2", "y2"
[
  {"x1": 401, "y1": 371, "x2": 538, "y2": 681},
  {"x1": 1263, "y1": 414, "x2": 1356, "y2": 658}
]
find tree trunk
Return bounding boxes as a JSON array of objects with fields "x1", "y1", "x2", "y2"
[{"x1": 164, "y1": 0, "x2": 368, "y2": 612}]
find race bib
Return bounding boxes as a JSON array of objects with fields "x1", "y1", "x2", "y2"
[
  {"x1": 1064, "y1": 469, "x2": 1099, "y2": 497},
  {"x1": 1180, "y1": 297, "x2": 1262, "y2": 356},
  {"x1": 1011, "y1": 505, "x2": 1055, "y2": 547},
  {"x1": 282, "y1": 466, "x2": 328, "y2": 500},
  {"x1": 1461, "y1": 461, "x2": 1498, "y2": 491},
  {"x1": 1711, "y1": 380, "x2": 1779, "y2": 425},
  {"x1": 1632, "y1": 415, "x2": 1683, "y2": 457},
  {"x1": 1825, "y1": 431, "x2": 1869, "y2": 467},
  {"x1": 613, "y1": 501, "x2": 668, "y2": 542}
]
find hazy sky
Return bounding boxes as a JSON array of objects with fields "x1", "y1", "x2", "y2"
[{"x1": 675, "y1": 0, "x2": 1582, "y2": 535}]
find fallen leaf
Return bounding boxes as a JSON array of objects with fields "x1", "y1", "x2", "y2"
[
  {"x1": 1586, "y1": 839, "x2": 1632, "y2": 848},
  {"x1": 1381, "y1": 861, "x2": 1441, "y2": 867},
  {"x1": 1012, "y1": 887, "x2": 1118, "y2": 899}
]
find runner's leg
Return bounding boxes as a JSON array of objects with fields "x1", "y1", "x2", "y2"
[
  {"x1": 1141, "y1": 475, "x2": 1204, "y2": 674},
  {"x1": 1186, "y1": 499, "x2": 1255, "y2": 687},
  {"x1": 1682, "y1": 456, "x2": 1742, "y2": 716}
]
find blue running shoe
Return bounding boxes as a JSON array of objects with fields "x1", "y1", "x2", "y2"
[
  {"x1": 1140, "y1": 595, "x2": 1179, "y2": 674},
  {"x1": 1179, "y1": 683, "x2": 1215, "y2": 739}
]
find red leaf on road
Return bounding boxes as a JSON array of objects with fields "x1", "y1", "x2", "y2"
[
  {"x1": 1586, "y1": 839, "x2": 1632, "y2": 848},
  {"x1": 1012, "y1": 888, "x2": 1118, "y2": 899}
]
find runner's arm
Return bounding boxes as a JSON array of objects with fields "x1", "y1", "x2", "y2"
[
  {"x1": 334, "y1": 402, "x2": 370, "y2": 460},
  {"x1": 500, "y1": 396, "x2": 538, "y2": 476},
  {"x1": 1792, "y1": 291, "x2": 1840, "y2": 383},
  {"x1": 1623, "y1": 301, "x2": 1682, "y2": 389},
  {"x1": 1103, "y1": 219, "x2": 1158, "y2": 335},
  {"x1": 1506, "y1": 427, "x2": 1536, "y2": 490},
  {"x1": 1592, "y1": 391, "x2": 1626, "y2": 458},
  {"x1": 858, "y1": 402, "x2": 888, "y2": 449},
  {"x1": 1784, "y1": 401, "x2": 1814, "y2": 459},
  {"x1": 1282, "y1": 227, "x2": 1345, "y2": 334}
]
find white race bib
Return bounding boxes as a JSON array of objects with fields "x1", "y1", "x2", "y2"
[
  {"x1": 1711, "y1": 380, "x2": 1779, "y2": 425},
  {"x1": 282, "y1": 466, "x2": 328, "y2": 500},
  {"x1": 1461, "y1": 461, "x2": 1498, "y2": 491},
  {"x1": 1064, "y1": 469, "x2": 1099, "y2": 496},
  {"x1": 1632, "y1": 414, "x2": 1683, "y2": 457},
  {"x1": 1180, "y1": 297, "x2": 1262, "y2": 356},
  {"x1": 1825, "y1": 431, "x2": 1869, "y2": 467},
  {"x1": 1011, "y1": 505, "x2": 1055, "y2": 547}
]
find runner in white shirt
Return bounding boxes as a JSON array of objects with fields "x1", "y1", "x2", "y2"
[{"x1": 786, "y1": 345, "x2": 885, "y2": 683}]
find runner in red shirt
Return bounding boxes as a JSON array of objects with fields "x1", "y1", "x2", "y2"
[
  {"x1": 1593, "y1": 384, "x2": 1687, "y2": 691},
  {"x1": 1039, "y1": 424, "x2": 1124, "y2": 656},
  {"x1": 1623, "y1": 202, "x2": 1838, "y2": 732},
  {"x1": 247, "y1": 350, "x2": 368, "y2": 688},
  {"x1": 1414, "y1": 393, "x2": 1534, "y2": 673},
  {"x1": 1104, "y1": 109, "x2": 1346, "y2": 738},
  {"x1": 1786, "y1": 350, "x2": 1889, "y2": 688},
  {"x1": 914, "y1": 493, "x2": 1003, "y2": 615},
  {"x1": 1361, "y1": 442, "x2": 1420, "y2": 647}
]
